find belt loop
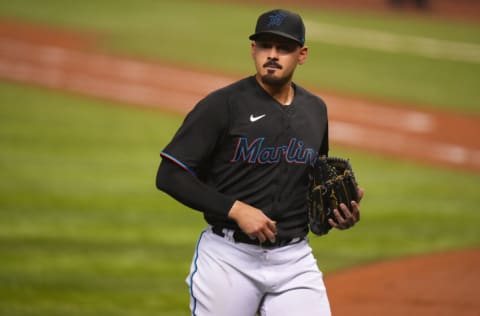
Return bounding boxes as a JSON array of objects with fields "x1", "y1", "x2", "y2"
[{"x1": 222, "y1": 228, "x2": 235, "y2": 242}]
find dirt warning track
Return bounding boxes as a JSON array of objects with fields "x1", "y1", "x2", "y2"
[
  {"x1": 0, "y1": 20, "x2": 479, "y2": 173},
  {"x1": 326, "y1": 248, "x2": 480, "y2": 316}
]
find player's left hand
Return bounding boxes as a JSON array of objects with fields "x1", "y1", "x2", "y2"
[{"x1": 328, "y1": 188, "x2": 364, "y2": 230}]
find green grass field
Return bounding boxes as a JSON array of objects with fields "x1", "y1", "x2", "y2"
[
  {"x1": 1, "y1": 82, "x2": 479, "y2": 316},
  {"x1": 0, "y1": 0, "x2": 479, "y2": 113},
  {"x1": 0, "y1": 1, "x2": 479, "y2": 315}
]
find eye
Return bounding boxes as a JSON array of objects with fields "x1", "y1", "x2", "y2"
[
  {"x1": 256, "y1": 41, "x2": 273, "y2": 49},
  {"x1": 255, "y1": 40, "x2": 298, "y2": 54},
  {"x1": 277, "y1": 44, "x2": 297, "y2": 54}
]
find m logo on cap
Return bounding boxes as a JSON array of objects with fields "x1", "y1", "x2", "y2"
[
  {"x1": 249, "y1": 9, "x2": 306, "y2": 47},
  {"x1": 267, "y1": 12, "x2": 286, "y2": 27}
]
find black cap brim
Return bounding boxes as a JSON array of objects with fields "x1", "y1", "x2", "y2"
[{"x1": 249, "y1": 31, "x2": 303, "y2": 46}]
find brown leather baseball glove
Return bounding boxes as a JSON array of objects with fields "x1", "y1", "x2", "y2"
[{"x1": 308, "y1": 156, "x2": 359, "y2": 236}]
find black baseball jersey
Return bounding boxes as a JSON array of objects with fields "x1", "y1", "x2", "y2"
[{"x1": 161, "y1": 76, "x2": 328, "y2": 239}]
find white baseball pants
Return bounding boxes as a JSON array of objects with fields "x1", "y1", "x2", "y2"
[{"x1": 186, "y1": 227, "x2": 331, "y2": 316}]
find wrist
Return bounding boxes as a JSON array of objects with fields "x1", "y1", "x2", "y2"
[{"x1": 228, "y1": 200, "x2": 243, "y2": 220}]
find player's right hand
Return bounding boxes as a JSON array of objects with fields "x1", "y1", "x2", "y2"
[{"x1": 228, "y1": 200, "x2": 277, "y2": 243}]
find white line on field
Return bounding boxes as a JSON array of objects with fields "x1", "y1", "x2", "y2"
[
  {"x1": 323, "y1": 94, "x2": 435, "y2": 134},
  {"x1": 1, "y1": 37, "x2": 479, "y2": 170},
  {"x1": 330, "y1": 121, "x2": 480, "y2": 167},
  {"x1": 305, "y1": 21, "x2": 480, "y2": 63}
]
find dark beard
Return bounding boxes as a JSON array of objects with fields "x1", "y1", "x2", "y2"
[{"x1": 260, "y1": 72, "x2": 292, "y2": 87}]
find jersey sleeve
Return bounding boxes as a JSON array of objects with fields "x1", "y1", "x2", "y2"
[
  {"x1": 161, "y1": 93, "x2": 228, "y2": 176},
  {"x1": 156, "y1": 158, "x2": 236, "y2": 217}
]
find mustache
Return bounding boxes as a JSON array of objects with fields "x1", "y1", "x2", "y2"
[{"x1": 263, "y1": 60, "x2": 282, "y2": 69}]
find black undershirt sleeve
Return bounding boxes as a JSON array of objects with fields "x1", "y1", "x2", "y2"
[
  {"x1": 156, "y1": 158, "x2": 236, "y2": 218},
  {"x1": 320, "y1": 120, "x2": 329, "y2": 156}
]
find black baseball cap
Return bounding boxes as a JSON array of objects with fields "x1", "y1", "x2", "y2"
[{"x1": 249, "y1": 9, "x2": 305, "y2": 47}]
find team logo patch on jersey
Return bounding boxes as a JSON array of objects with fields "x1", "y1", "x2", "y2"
[{"x1": 231, "y1": 137, "x2": 317, "y2": 165}]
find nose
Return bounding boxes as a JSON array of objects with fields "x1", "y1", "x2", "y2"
[{"x1": 266, "y1": 46, "x2": 280, "y2": 59}]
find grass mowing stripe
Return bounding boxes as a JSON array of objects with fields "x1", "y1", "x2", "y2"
[
  {"x1": 0, "y1": 82, "x2": 200, "y2": 315},
  {"x1": 0, "y1": 81, "x2": 479, "y2": 315},
  {"x1": 0, "y1": 0, "x2": 479, "y2": 113},
  {"x1": 306, "y1": 20, "x2": 480, "y2": 63}
]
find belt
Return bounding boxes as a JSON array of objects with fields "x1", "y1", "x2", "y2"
[{"x1": 211, "y1": 226, "x2": 304, "y2": 249}]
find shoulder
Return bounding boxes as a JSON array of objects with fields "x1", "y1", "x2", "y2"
[
  {"x1": 294, "y1": 83, "x2": 327, "y2": 112},
  {"x1": 203, "y1": 76, "x2": 256, "y2": 101},
  {"x1": 192, "y1": 76, "x2": 257, "y2": 114},
  {"x1": 184, "y1": 77, "x2": 256, "y2": 124}
]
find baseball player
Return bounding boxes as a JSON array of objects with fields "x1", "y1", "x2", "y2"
[{"x1": 156, "y1": 9, "x2": 363, "y2": 316}]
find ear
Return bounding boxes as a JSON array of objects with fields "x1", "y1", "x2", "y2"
[
  {"x1": 298, "y1": 46, "x2": 308, "y2": 65},
  {"x1": 251, "y1": 41, "x2": 256, "y2": 59}
]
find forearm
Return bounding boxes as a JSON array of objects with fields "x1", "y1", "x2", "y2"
[{"x1": 156, "y1": 159, "x2": 236, "y2": 217}]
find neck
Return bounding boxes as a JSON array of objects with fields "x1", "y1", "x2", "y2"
[{"x1": 255, "y1": 75, "x2": 294, "y2": 106}]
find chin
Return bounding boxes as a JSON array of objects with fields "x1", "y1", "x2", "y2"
[{"x1": 260, "y1": 73, "x2": 290, "y2": 87}]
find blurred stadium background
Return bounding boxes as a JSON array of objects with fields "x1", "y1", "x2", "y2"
[{"x1": 0, "y1": 1, "x2": 479, "y2": 315}]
